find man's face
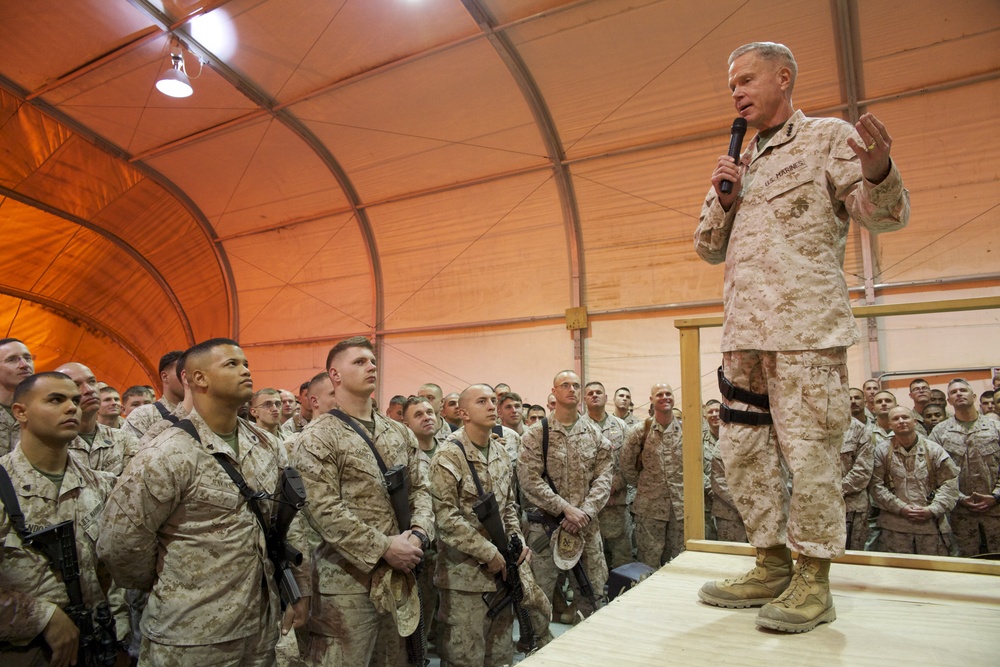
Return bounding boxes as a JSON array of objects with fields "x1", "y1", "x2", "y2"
[
  {"x1": 584, "y1": 385, "x2": 606, "y2": 412},
  {"x1": 198, "y1": 345, "x2": 253, "y2": 404},
  {"x1": 161, "y1": 364, "x2": 183, "y2": 400},
  {"x1": 251, "y1": 392, "x2": 281, "y2": 428},
  {"x1": 889, "y1": 407, "x2": 916, "y2": 436},
  {"x1": 309, "y1": 378, "x2": 337, "y2": 415},
  {"x1": 980, "y1": 395, "x2": 995, "y2": 414},
  {"x1": 848, "y1": 389, "x2": 866, "y2": 417},
  {"x1": 298, "y1": 388, "x2": 313, "y2": 419},
  {"x1": 947, "y1": 382, "x2": 975, "y2": 410},
  {"x1": 922, "y1": 405, "x2": 947, "y2": 429},
  {"x1": 705, "y1": 404, "x2": 720, "y2": 429},
  {"x1": 386, "y1": 403, "x2": 404, "y2": 422},
  {"x1": 527, "y1": 407, "x2": 546, "y2": 425},
  {"x1": 0, "y1": 341, "x2": 34, "y2": 391},
  {"x1": 928, "y1": 389, "x2": 947, "y2": 408},
  {"x1": 58, "y1": 363, "x2": 100, "y2": 416},
  {"x1": 728, "y1": 53, "x2": 790, "y2": 131},
  {"x1": 460, "y1": 386, "x2": 497, "y2": 430},
  {"x1": 873, "y1": 392, "x2": 897, "y2": 418},
  {"x1": 909, "y1": 381, "x2": 931, "y2": 406},
  {"x1": 499, "y1": 398, "x2": 523, "y2": 428},
  {"x1": 862, "y1": 380, "x2": 880, "y2": 405},
  {"x1": 403, "y1": 400, "x2": 437, "y2": 438},
  {"x1": 331, "y1": 347, "x2": 377, "y2": 397},
  {"x1": 650, "y1": 384, "x2": 674, "y2": 416},
  {"x1": 98, "y1": 391, "x2": 122, "y2": 419},
  {"x1": 122, "y1": 393, "x2": 151, "y2": 416},
  {"x1": 546, "y1": 394, "x2": 556, "y2": 412},
  {"x1": 494, "y1": 385, "x2": 510, "y2": 405},
  {"x1": 614, "y1": 389, "x2": 631, "y2": 411},
  {"x1": 15, "y1": 376, "x2": 82, "y2": 444},
  {"x1": 441, "y1": 393, "x2": 460, "y2": 422},
  {"x1": 552, "y1": 372, "x2": 581, "y2": 410},
  {"x1": 417, "y1": 387, "x2": 443, "y2": 412},
  {"x1": 279, "y1": 391, "x2": 297, "y2": 419}
]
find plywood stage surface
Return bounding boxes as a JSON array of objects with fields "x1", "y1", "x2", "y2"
[{"x1": 519, "y1": 550, "x2": 1000, "y2": 667}]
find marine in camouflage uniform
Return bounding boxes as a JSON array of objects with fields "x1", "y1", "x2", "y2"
[
  {"x1": 702, "y1": 401, "x2": 722, "y2": 541},
  {"x1": 710, "y1": 447, "x2": 747, "y2": 542},
  {"x1": 621, "y1": 385, "x2": 685, "y2": 567},
  {"x1": 430, "y1": 385, "x2": 548, "y2": 667},
  {"x1": 581, "y1": 382, "x2": 632, "y2": 571},
  {"x1": 0, "y1": 373, "x2": 125, "y2": 667},
  {"x1": 840, "y1": 416, "x2": 874, "y2": 551},
  {"x1": 695, "y1": 42, "x2": 909, "y2": 632},
  {"x1": 928, "y1": 379, "x2": 1000, "y2": 556},
  {"x1": 870, "y1": 407, "x2": 959, "y2": 555},
  {"x1": 98, "y1": 340, "x2": 307, "y2": 666},
  {"x1": 0, "y1": 339, "x2": 34, "y2": 457},
  {"x1": 291, "y1": 337, "x2": 434, "y2": 667},
  {"x1": 517, "y1": 371, "x2": 612, "y2": 632}
]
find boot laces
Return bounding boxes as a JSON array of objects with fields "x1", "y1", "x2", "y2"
[{"x1": 771, "y1": 566, "x2": 814, "y2": 608}]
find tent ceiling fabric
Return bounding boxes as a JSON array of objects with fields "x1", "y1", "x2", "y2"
[{"x1": 0, "y1": 0, "x2": 997, "y2": 397}]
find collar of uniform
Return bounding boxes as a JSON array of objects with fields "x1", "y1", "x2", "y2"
[
  {"x1": 4, "y1": 446, "x2": 86, "y2": 500},
  {"x1": 451, "y1": 428, "x2": 496, "y2": 464},
  {"x1": 651, "y1": 418, "x2": 679, "y2": 433},
  {"x1": 158, "y1": 396, "x2": 178, "y2": 412},
  {"x1": 185, "y1": 409, "x2": 261, "y2": 461},
  {"x1": 752, "y1": 108, "x2": 804, "y2": 160},
  {"x1": 548, "y1": 416, "x2": 583, "y2": 435}
]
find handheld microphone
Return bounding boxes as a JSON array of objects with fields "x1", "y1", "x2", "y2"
[{"x1": 720, "y1": 117, "x2": 747, "y2": 194}]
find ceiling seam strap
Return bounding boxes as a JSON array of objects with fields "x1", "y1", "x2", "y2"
[
  {"x1": 0, "y1": 183, "x2": 196, "y2": 346},
  {"x1": 125, "y1": 0, "x2": 384, "y2": 334},
  {"x1": 0, "y1": 285, "x2": 158, "y2": 382},
  {"x1": 0, "y1": 73, "x2": 239, "y2": 343},
  {"x1": 459, "y1": 0, "x2": 586, "y2": 338}
]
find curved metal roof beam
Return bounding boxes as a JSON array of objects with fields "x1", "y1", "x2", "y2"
[
  {"x1": 0, "y1": 76, "x2": 240, "y2": 342},
  {"x1": 459, "y1": 1, "x2": 586, "y2": 310},
  {"x1": 126, "y1": 0, "x2": 384, "y2": 333},
  {"x1": 0, "y1": 184, "x2": 196, "y2": 346},
  {"x1": 0, "y1": 285, "x2": 158, "y2": 382}
]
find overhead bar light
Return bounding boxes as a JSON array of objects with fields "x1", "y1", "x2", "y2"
[{"x1": 156, "y1": 51, "x2": 193, "y2": 98}]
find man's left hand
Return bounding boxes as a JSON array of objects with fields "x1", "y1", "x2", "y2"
[
  {"x1": 281, "y1": 596, "x2": 310, "y2": 635},
  {"x1": 517, "y1": 543, "x2": 532, "y2": 566},
  {"x1": 848, "y1": 112, "x2": 892, "y2": 184}
]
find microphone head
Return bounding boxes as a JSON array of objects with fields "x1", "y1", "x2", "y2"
[{"x1": 731, "y1": 117, "x2": 747, "y2": 133}]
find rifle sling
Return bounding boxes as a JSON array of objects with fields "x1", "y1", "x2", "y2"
[
  {"x1": 328, "y1": 409, "x2": 388, "y2": 475},
  {"x1": 448, "y1": 437, "x2": 487, "y2": 498},
  {"x1": 0, "y1": 463, "x2": 30, "y2": 541}
]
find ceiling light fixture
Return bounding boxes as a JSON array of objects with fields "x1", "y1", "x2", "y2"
[{"x1": 156, "y1": 45, "x2": 193, "y2": 98}]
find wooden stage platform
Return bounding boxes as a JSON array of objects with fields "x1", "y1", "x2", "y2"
[{"x1": 519, "y1": 550, "x2": 1000, "y2": 667}]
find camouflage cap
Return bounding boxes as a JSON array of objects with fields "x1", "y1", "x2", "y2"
[{"x1": 552, "y1": 526, "x2": 584, "y2": 571}]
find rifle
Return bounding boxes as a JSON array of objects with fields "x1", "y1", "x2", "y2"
[
  {"x1": 24, "y1": 521, "x2": 117, "y2": 667},
  {"x1": 268, "y1": 467, "x2": 308, "y2": 609}
]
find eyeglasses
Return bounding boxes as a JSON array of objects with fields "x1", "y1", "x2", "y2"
[
  {"x1": 556, "y1": 382, "x2": 581, "y2": 391},
  {"x1": 254, "y1": 400, "x2": 281, "y2": 410},
  {"x1": 1, "y1": 353, "x2": 34, "y2": 366}
]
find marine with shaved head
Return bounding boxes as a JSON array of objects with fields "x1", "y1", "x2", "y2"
[
  {"x1": 517, "y1": 370, "x2": 613, "y2": 632},
  {"x1": 99, "y1": 338, "x2": 308, "y2": 666},
  {"x1": 0, "y1": 372, "x2": 122, "y2": 667}
]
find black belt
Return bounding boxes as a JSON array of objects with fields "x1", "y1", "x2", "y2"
[
  {"x1": 717, "y1": 366, "x2": 770, "y2": 410},
  {"x1": 720, "y1": 404, "x2": 773, "y2": 426}
]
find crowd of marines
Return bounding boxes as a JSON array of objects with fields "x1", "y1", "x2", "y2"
[{"x1": 1, "y1": 332, "x2": 997, "y2": 667}]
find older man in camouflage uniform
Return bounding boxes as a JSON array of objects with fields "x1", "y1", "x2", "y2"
[
  {"x1": 841, "y1": 399, "x2": 875, "y2": 551},
  {"x1": 621, "y1": 384, "x2": 685, "y2": 567},
  {"x1": 430, "y1": 384, "x2": 547, "y2": 666},
  {"x1": 99, "y1": 339, "x2": 308, "y2": 666},
  {"x1": 870, "y1": 407, "x2": 960, "y2": 555},
  {"x1": 695, "y1": 41, "x2": 909, "y2": 632},
  {"x1": 55, "y1": 362, "x2": 138, "y2": 477},
  {"x1": 518, "y1": 370, "x2": 612, "y2": 630},
  {"x1": 1, "y1": 372, "x2": 124, "y2": 667},
  {"x1": 292, "y1": 336, "x2": 434, "y2": 666},
  {"x1": 0, "y1": 338, "x2": 34, "y2": 456},
  {"x1": 581, "y1": 381, "x2": 631, "y2": 570},
  {"x1": 929, "y1": 378, "x2": 1000, "y2": 556}
]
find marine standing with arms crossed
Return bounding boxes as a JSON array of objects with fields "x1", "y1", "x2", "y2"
[{"x1": 694, "y1": 42, "x2": 910, "y2": 632}]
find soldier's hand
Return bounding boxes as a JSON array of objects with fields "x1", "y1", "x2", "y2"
[
  {"x1": 42, "y1": 607, "x2": 79, "y2": 667},
  {"x1": 966, "y1": 492, "x2": 996, "y2": 512},
  {"x1": 486, "y1": 552, "x2": 507, "y2": 581},
  {"x1": 517, "y1": 544, "x2": 532, "y2": 566},
  {"x1": 711, "y1": 155, "x2": 743, "y2": 212},
  {"x1": 281, "y1": 596, "x2": 310, "y2": 635},
  {"x1": 561, "y1": 505, "x2": 590, "y2": 534},
  {"x1": 383, "y1": 530, "x2": 423, "y2": 572},
  {"x1": 848, "y1": 112, "x2": 892, "y2": 184}
]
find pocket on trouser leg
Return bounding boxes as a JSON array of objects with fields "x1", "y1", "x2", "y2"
[{"x1": 777, "y1": 349, "x2": 849, "y2": 442}]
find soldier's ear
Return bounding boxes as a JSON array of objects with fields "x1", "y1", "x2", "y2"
[{"x1": 11, "y1": 401, "x2": 28, "y2": 424}]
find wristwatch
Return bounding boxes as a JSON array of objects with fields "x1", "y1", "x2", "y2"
[{"x1": 411, "y1": 529, "x2": 430, "y2": 551}]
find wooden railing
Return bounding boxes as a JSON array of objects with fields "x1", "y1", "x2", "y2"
[{"x1": 676, "y1": 295, "x2": 1000, "y2": 574}]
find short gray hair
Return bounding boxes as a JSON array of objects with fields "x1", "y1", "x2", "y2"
[{"x1": 729, "y1": 42, "x2": 798, "y2": 91}]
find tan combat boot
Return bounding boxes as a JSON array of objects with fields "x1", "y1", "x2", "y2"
[
  {"x1": 698, "y1": 545, "x2": 792, "y2": 608},
  {"x1": 755, "y1": 555, "x2": 836, "y2": 633}
]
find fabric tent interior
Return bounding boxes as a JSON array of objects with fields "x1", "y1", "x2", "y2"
[{"x1": 1, "y1": 0, "x2": 997, "y2": 407}]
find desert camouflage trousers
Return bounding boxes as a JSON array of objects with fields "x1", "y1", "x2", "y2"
[
  {"x1": 437, "y1": 589, "x2": 512, "y2": 667},
  {"x1": 846, "y1": 509, "x2": 870, "y2": 551},
  {"x1": 879, "y1": 528, "x2": 951, "y2": 556},
  {"x1": 634, "y1": 509, "x2": 684, "y2": 568},
  {"x1": 719, "y1": 348, "x2": 849, "y2": 560},
  {"x1": 598, "y1": 504, "x2": 633, "y2": 570},
  {"x1": 303, "y1": 593, "x2": 403, "y2": 667},
  {"x1": 951, "y1": 510, "x2": 1000, "y2": 557},
  {"x1": 525, "y1": 523, "x2": 605, "y2": 633},
  {"x1": 715, "y1": 517, "x2": 748, "y2": 543}
]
